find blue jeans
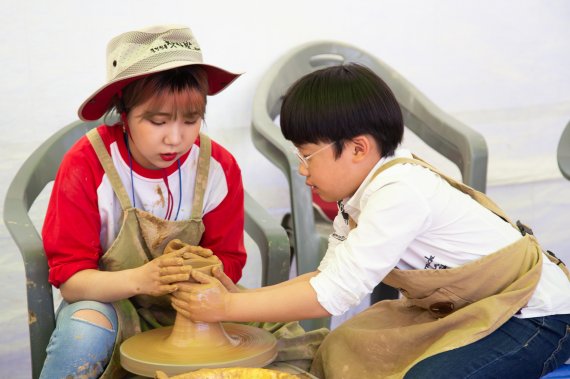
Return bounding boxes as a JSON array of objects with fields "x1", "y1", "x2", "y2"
[
  {"x1": 40, "y1": 300, "x2": 118, "y2": 379},
  {"x1": 404, "y1": 314, "x2": 570, "y2": 379}
]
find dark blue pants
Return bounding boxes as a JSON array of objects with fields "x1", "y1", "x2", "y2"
[{"x1": 405, "y1": 314, "x2": 570, "y2": 379}]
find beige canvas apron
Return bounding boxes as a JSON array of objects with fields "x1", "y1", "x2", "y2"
[
  {"x1": 311, "y1": 156, "x2": 569, "y2": 379},
  {"x1": 87, "y1": 129, "x2": 211, "y2": 378}
]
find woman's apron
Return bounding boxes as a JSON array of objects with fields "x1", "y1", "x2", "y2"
[
  {"x1": 310, "y1": 156, "x2": 570, "y2": 379},
  {"x1": 87, "y1": 129, "x2": 212, "y2": 378}
]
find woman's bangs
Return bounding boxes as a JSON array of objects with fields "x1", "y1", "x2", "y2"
[{"x1": 144, "y1": 88, "x2": 206, "y2": 119}]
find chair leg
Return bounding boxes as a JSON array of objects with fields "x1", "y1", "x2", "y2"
[{"x1": 280, "y1": 213, "x2": 295, "y2": 264}]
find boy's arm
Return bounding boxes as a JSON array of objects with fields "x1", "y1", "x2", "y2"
[
  {"x1": 172, "y1": 270, "x2": 331, "y2": 323},
  {"x1": 212, "y1": 265, "x2": 318, "y2": 293},
  {"x1": 229, "y1": 280, "x2": 329, "y2": 322}
]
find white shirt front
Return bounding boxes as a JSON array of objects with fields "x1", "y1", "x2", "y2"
[{"x1": 310, "y1": 148, "x2": 570, "y2": 317}]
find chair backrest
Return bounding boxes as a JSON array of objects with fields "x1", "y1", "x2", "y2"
[
  {"x1": 251, "y1": 41, "x2": 489, "y2": 330},
  {"x1": 3, "y1": 119, "x2": 290, "y2": 379},
  {"x1": 558, "y1": 120, "x2": 570, "y2": 180}
]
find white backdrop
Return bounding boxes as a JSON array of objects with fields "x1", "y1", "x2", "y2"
[{"x1": 1, "y1": 1, "x2": 570, "y2": 378}]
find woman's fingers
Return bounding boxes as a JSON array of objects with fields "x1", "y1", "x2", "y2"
[
  {"x1": 159, "y1": 265, "x2": 192, "y2": 284},
  {"x1": 161, "y1": 284, "x2": 179, "y2": 294},
  {"x1": 159, "y1": 273, "x2": 190, "y2": 284},
  {"x1": 182, "y1": 245, "x2": 214, "y2": 258},
  {"x1": 190, "y1": 269, "x2": 215, "y2": 284},
  {"x1": 159, "y1": 265, "x2": 192, "y2": 276},
  {"x1": 157, "y1": 255, "x2": 184, "y2": 268}
]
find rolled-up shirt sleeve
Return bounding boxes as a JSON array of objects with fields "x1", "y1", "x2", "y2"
[{"x1": 310, "y1": 181, "x2": 430, "y2": 315}]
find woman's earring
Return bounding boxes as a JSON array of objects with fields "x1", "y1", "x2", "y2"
[{"x1": 120, "y1": 111, "x2": 128, "y2": 134}]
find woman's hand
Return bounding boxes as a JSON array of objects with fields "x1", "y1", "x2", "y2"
[
  {"x1": 131, "y1": 250, "x2": 192, "y2": 297},
  {"x1": 171, "y1": 270, "x2": 230, "y2": 322},
  {"x1": 174, "y1": 243, "x2": 224, "y2": 275}
]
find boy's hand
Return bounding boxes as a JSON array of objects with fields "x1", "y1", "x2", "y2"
[
  {"x1": 212, "y1": 266, "x2": 240, "y2": 293},
  {"x1": 132, "y1": 251, "x2": 192, "y2": 297},
  {"x1": 171, "y1": 270, "x2": 229, "y2": 322}
]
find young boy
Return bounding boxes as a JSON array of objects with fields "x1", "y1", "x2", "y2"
[{"x1": 173, "y1": 63, "x2": 570, "y2": 378}]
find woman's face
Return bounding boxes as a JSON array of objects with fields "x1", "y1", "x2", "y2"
[{"x1": 125, "y1": 90, "x2": 204, "y2": 170}]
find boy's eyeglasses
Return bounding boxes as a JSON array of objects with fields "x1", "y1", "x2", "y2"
[{"x1": 292, "y1": 142, "x2": 335, "y2": 168}]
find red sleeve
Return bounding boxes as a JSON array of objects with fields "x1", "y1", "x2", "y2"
[
  {"x1": 200, "y1": 142, "x2": 246, "y2": 283},
  {"x1": 42, "y1": 133, "x2": 105, "y2": 288}
]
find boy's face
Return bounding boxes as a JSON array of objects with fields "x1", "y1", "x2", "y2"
[{"x1": 294, "y1": 140, "x2": 370, "y2": 202}]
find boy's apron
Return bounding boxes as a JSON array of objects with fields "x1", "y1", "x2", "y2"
[
  {"x1": 87, "y1": 129, "x2": 211, "y2": 378},
  {"x1": 87, "y1": 129, "x2": 327, "y2": 378},
  {"x1": 311, "y1": 156, "x2": 569, "y2": 379}
]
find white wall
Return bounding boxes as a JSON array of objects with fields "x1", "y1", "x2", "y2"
[{"x1": 1, "y1": 1, "x2": 570, "y2": 377}]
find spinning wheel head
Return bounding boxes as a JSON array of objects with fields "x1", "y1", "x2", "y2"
[{"x1": 120, "y1": 240, "x2": 277, "y2": 377}]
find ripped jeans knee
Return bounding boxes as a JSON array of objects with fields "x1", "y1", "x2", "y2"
[{"x1": 40, "y1": 300, "x2": 118, "y2": 379}]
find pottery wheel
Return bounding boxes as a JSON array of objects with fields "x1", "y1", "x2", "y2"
[
  {"x1": 119, "y1": 239, "x2": 277, "y2": 377},
  {"x1": 120, "y1": 321, "x2": 277, "y2": 377}
]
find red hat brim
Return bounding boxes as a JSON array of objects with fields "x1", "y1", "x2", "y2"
[{"x1": 78, "y1": 63, "x2": 241, "y2": 121}]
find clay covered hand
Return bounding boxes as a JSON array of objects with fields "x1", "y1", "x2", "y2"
[
  {"x1": 212, "y1": 266, "x2": 241, "y2": 293},
  {"x1": 164, "y1": 239, "x2": 223, "y2": 275},
  {"x1": 170, "y1": 270, "x2": 229, "y2": 322},
  {"x1": 134, "y1": 249, "x2": 192, "y2": 297}
]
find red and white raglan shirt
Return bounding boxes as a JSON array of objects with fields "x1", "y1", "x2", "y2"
[{"x1": 43, "y1": 124, "x2": 246, "y2": 288}]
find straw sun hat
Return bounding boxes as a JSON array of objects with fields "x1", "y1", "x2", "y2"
[{"x1": 78, "y1": 24, "x2": 241, "y2": 121}]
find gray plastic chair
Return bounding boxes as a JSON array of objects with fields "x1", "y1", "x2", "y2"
[
  {"x1": 3, "y1": 119, "x2": 291, "y2": 379},
  {"x1": 557, "y1": 120, "x2": 570, "y2": 180},
  {"x1": 251, "y1": 40, "x2": 488, "y2": 331}
]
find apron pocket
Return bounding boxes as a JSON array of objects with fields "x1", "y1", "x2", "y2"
[{"x1": 403, "y1": 287, "x2": 473, "y2": 318}]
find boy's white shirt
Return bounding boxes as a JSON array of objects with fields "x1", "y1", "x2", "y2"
[{"x1": 310, "y1": 148, "x2": 570, "y2": 317}]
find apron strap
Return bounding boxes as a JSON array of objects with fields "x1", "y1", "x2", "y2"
[
  {"x1": 86, "y1": 128, "x2": 132, "y2": 210},
  {"x1": 368, "y1": 156, "x2": 516, "y2": 228},
  {"x1": 190, "y1": 133, "x2": 211, "y2": 220},
  {"x1": 371, "y1": 156, "x2": 570, "y2": 280}
]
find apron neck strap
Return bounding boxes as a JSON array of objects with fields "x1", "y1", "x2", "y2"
[
  {"x1": 88, "y1": 128, "x2": 213, "y2": 219},
  {"x1": 87, "y1": 128, "x2": 133, "y2": 210},
  {"x1": 190, "y1": 133, "x2": 211, "y2": 220},
  {"x1": 366, "y1": 155, "x2": 516, "y2": 228}
]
